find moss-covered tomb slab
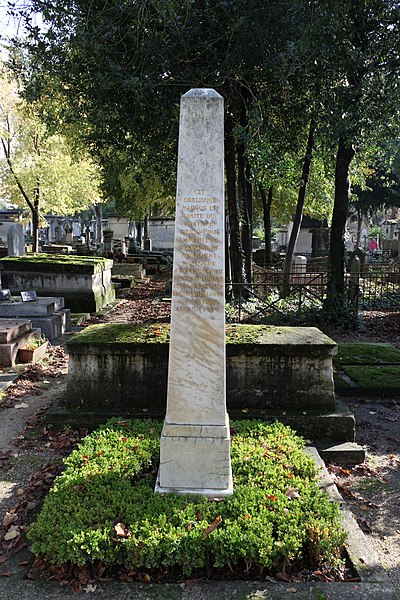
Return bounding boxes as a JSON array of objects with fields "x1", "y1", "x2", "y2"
[{"x1": 0, "y1": 254, "x2": 113, "y2": 275}]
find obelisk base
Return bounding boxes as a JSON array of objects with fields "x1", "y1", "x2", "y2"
[{"x1": 155, "y1": 420, "x2": 233, "y2": 497}]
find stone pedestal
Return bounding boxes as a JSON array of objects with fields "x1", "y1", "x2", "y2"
[{"x1": 156, "y1": 89, "x2": 233, "y2": 496}]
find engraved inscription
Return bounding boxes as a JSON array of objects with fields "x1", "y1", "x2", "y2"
[{"x1": 173, "y1": 191, "x2": 223, "y2": 313}]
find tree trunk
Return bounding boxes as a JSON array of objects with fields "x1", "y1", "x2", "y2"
[
  {"x1": 237, "y1": 89, "x2": 253, "y2": 284},
  {"x1": 225, "y1": 113, "x2": 243, "y2": 295},
  {"x1": 260, "y1": 185, "x2": 273, "y2": 267},
  {"x1": 281, "y1": 118, "x2": 315, "y2": 298},
  {"x1": 94, "y1": 203, "x2": 103, "y2": 244},
  {"x1": 32, "y1": 186, "x2": 40, "y2": 252},
  {"x1": 143, "y1": 215, "x2": 149, "y2": 240},
  {"x1": 356, "y1": 208, "x2": 362, "y2": 247},
  {"x1": 328, "y1": 137, "x2": 355, "y2": 296}
]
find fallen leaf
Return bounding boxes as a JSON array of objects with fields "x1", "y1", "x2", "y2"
[
  {"x1": 114, "y1": 522, "x2": 132, "y2": 538},
  {"x1": 4, "y1": 529, "x2": 19, "y2": 541},
  {"x1": 265, "y1": 494, "x2": 277, "y2": 502},
  {"x1": 359, "y1": 504, "x2": 369, "y2": 511},
  {"x1": 203, "y1": 516, "x2": 222, "y2": 538},
  {"x1": 14, "y1": 403, "x2": 29, "y2": 409},
  {"x1": 0, "y1": 556, "x2": 7, "y2": 564},
  {"x1": 286, "y1": 588, "x2": 297, "y2": 593},
  {"x1": 3, "y1": 513, "x2": 18, "y2": 528},
  {"x1": 285, "y1": 487, "x2": 300, "y2": 500},
  {"x1": 0, "y1": 571, "x2": 12, "y2": 577},
  {"x1": 357, "y1": 519, "x2": 372, "y2": 534}
]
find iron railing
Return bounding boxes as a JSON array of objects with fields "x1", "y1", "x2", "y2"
[{"x1": 225, "y1": 266, "x2": 400, "y2": 322}]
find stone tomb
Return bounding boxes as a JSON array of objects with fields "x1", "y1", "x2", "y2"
[
  {"x1": 0, "y1": 255, "x2": 115, "y2": 313},
  {"x1": 58, "y1": 323, "x2": 356, "y2": 445},
  {"x1": 0, "y1": 319, "x2": 41, "y2": 367},
  {"x1": 0, "y1": 297, "x2": 71, "y2": 342}
]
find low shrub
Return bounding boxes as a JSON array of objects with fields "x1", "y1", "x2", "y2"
[{"x1": 28, "y1": 419, "x2": 346, "y2": 577}]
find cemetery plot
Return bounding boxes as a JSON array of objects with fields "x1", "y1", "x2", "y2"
[
  {"x1": 0, "y1": 254, "x2": 115, "y2": 312},
  {"x1": 27, "y1": 419, "x2": 348, "y2": 581},
  {"x1": 333, "y1": 343, "x2": 400, "y2": 395}
]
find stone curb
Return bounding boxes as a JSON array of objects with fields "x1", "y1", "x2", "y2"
[{"x1": 306, "y1": 447, "x2": 392, "y2": 585}]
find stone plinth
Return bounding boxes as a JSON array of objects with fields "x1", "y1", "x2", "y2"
[
  {"x1": 62, "y1": 324, "x2": 336, "y2": 410},
  {"x1": 0, "y1": 319, "x2": 32, "y2": 343},
  {"x1": 0, "y1": 255, "x2": 115, "y2": 313},
  {"x1": 0, "y1": 297, "x2": 71, "y2": 342},
  {"x1": 156, "y1": 89, "x2": 233, "y2": 496},
  {"x1": 0, "y1": 297, "x2": 64, "y2": 317},
  {"x1": 52, "y1": 324, "x2": 355, "y2": 445},
  {"x1": 0, "y1": 319, "x2": 41, "y2": 366}
]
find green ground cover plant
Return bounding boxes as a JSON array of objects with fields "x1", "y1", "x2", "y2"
[
  {"x1": 28, "y1": 419, "x2": 346, "y2": 578},
  {"x1": 340, "y1": 365, "x2": 400, "y2": 388},
  {"x1": 334, "y1": 343, "x2": 400, "y2": 366}
]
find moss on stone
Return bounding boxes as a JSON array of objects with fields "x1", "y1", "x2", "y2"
[
  {"x1": 334, "y1": 343, "x2": 400, "y2": 366},
  {"x1": 225, "y1": 324, "x2": 280, "y2": 344},
  {"x1": 69, "y1": 323, "x2": 171, "y2": 345},
  {"x1": 1, "y1": 254, "x2": 112, "y2": 274},
  {"x1": 340, "y1": 365, "x2": 400, "y2": 388},
  {"x1": 69, "y1": 323, "x2": 334, "y2": 351}
]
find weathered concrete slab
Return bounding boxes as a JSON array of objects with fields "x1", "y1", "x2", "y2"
[
  {"x1": 318, "y1": 441, "x2": 366, "y2": 465},
  {"x1": 64, "y1": 325, "x2": 337, "y2": 413},
  {"x1": 26, "y1": 309, "x2": 71, "y2": 342},
  {"x1": 0, "y1": 319, "x2": 32, "y2": 343},
  {"x1": 0, "y1": 297, "x2": 64, "y2": 317},
  {"x1": 0, "y1": 327, "x2": 41, "y2": 367}
]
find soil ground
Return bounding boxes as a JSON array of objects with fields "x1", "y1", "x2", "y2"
[{"x1": 0, "y1": 272, "x2": 399, "y2": 595}]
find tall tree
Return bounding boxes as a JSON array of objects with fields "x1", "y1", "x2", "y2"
[{"x1": 0, "y1": 67, "x2": 103, "y2": 250}]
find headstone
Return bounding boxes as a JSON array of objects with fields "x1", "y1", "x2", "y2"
[
  {"x1": 349, "y1": 246, "x2": 368, "y2": 273},
  {"x1": 349, "y1": 255, "x2": 361, "y2": 284},
  {"x1": 143, "y1": 239, "x2": 152, "y2": 251},
  {"x1": 156, "y1": 89, "x2": 233, "y2": 497},
  {"x1": 294, "y1": 255, "x2": 307, "y2": 274},
  {"x1": 7, "y1": 223, "x2": 25, "y2": 256}
]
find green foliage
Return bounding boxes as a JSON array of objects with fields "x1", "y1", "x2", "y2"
[
  {"x1": 0, "y1": 66, "x2": 103, "y2": 219},
  {"x1": 23, "y1": 334, "x2": 47, "y2": 350},
  {"x1": 28, "y1": 419, "x2": 346, "y2": 576}
]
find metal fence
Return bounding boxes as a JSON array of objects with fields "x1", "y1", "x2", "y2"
[{"x1": 225, "y1": 265, "x2": 400, "y2": 322}]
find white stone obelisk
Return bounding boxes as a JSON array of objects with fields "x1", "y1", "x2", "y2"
[{"x1": 156, "y1": 89, "x2": 233, "y2": 496}]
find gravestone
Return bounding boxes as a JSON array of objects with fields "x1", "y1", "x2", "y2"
[
  {"x1": 7, "y1": 223, "x2": 25, "y2": 256},
  {"x1": 156, "y1": 89, "x2": 233, "y2": 496},
  {"x1": 294, "y1": 255, "x2": 307, "y2": 274}
]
